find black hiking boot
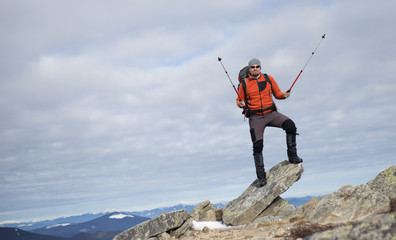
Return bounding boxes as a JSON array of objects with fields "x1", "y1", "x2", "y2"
[
  {"x1": 254, "y1": 153, "x2": 267, "y2": 187},
  {"x1": 286, "y1": 133, "x2": 303, "y2": 164},
  {"x1": 257, "y1": 177, "x2": 267, "y2": 188}
]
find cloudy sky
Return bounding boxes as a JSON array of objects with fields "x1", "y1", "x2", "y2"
[{"x1": 1, "y1": 0, "x2": 395, "y2": 223}]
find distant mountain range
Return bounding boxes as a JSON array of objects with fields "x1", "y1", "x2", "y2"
[
  {"x1": 0, "y1": 227, "x2": 65, "y2": 240},
  {"x1": 0, "y1": 197, "x2": 313, "y2": 240},
  {"x1": 284, "y1": 196, "x2": 316, "y2": 207},
  {"x1": 30, "y1": 212, "x2": 150, "y2": 238},
  {"x1": 0, "y1": 227, "x2": 119, "y2": 240},
  {"x1": 1, "y1": 203, "x2": 223, "y2": 231},
  {"x1": 1, "y1": 212, "x2": 149, "y2": 240},
  {"x1": 2, "y1": 212, "x2": 108, "y2": 231}
]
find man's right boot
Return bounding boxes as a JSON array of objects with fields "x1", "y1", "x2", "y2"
[
  {"x1": 253, "y1": 152, "x2": 267, "y2": 187},
  {"x1": 286, "y1": 133, "x2": 303, "y2": 164}
]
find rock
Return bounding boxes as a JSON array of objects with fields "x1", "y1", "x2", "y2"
[
  {"x1": 299, "y1": 184, "x2": 390, "y2": 224},
  {"x1": 170, "y1": 200, "x2": 219, "y2": 238},
  {"x1": 305, "y1": 213, "x2": 396, "y2": 240},
  {"x1": 170, "y1": 218, "x2": 193, "y2": 238},
  {"x1": 253, "y1": 215, "x2": 282, "y2": 224},
  {"x1": 367, "y1": 165, "x2": 396, "y2": 200},
  {"x1": 148, "y1": 232, "x2": 170, "y2": 240},
  {"x1": 299, "y1": 165, "x2": 396, "y2": 224},
  {"x1": 188, "y1": 200, "x2": 218, "y2": 221},
  {"x1": 254, "y1": 197, "x2": 298, "y2": 222},
  {"x1": 113, "y1": 210, "x2": 187, "y2": 240},
  {"x1": 222, "y1": 161, "x2": 303, "y2": 226}
]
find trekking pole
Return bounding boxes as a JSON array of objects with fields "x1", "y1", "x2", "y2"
[
  {"x1": 218, "y1": 57, "x2": 243, "y2": 99},
  {"x1": 218, "y1": 57, "x2": 248, "y2": 120},
  {"x1": 287, "y1": 34, "x2": 326, "y2": 92}
]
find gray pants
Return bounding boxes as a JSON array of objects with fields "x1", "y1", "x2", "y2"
[{"x1": 249, "y1": 111, "x2": 290, "y2": 143}]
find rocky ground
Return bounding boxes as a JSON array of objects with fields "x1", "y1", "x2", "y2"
[
  {"x1": 178, "y1": 215, "x2": 347, "y2": 240},
  {"x1": 114, "y1": 163, "x2": 396, "y2": 240},
  {"x1": 179, "y1": 211, "x2": 396, "y2": 240}
]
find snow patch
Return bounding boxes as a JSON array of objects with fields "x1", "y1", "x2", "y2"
[
  {"x1": 109, "y1": 213, "x2": 134, "y2": 219},
  {"x1": 0, "y1": 220, "x2": 22, "y2": 225},
  {"x1": 46, "y1": 223, "x2": 71, "y2": 229},
  {"x1": 192, "y1": 221, "x2": 244, "y2": 231},
  {"x1": 17, "y1": 223, "x2": 32, "y2": 227}
]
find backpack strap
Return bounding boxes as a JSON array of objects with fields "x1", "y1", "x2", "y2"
[
  {"x1": 262, "y1": 73, "x2": 277, "y2": 112},
  {"x1": 241, "y1": 78, "x2": 247, "y2": 99},
  {"x1": 246, "y1": 103, "x2": 277, "y2": 116},
  {"x1": 263, "y1": 73, "x2": 273, "y2": 88}
]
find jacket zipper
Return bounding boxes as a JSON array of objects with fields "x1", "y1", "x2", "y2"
[{"x1": 255, "y1": 77, "x2": 264, "y2": 112}]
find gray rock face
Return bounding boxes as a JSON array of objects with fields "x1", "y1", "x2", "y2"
[
  {"x1": 222, "y1": 161, "x2": 304, "y2": 226},
  {"x1": 254, "y1": 197, "x2": 298, "y2": 222},
  {"x1": 188, "y1": 200, "x2": 218, "y2": 221},
  {"x1": 113, "y1": 210, "x2": 187, "y2": 240},
  {"x1": 299, "y1": 184, "x2": 390, "y2": 224},
  {"x1": 367, "y1": 165, "x2": 396, "y2": 200},
  {"x1": 299, "y1": 165, "x2": 396, "y2": 224},
  {"x1": 305, "y1": 213, "x2": 396, "y2": 240},
  {"x1": 170, "y1": 200, "x2": 219, "y2": 238}
]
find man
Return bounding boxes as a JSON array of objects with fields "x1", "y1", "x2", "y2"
[{"x1": 237, "y1": 58, "x2": 303, "y2": 187}]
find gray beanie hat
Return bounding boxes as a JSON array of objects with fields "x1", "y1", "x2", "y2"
[{"x1": 248, "y1": 58, "x2": 261, "y2": 67}]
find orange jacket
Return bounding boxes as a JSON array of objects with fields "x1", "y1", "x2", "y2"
[{"x1": 236, "y1": 73, "x2": 284, "y2": 114}]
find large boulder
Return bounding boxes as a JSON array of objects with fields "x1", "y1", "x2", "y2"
[
  {"x1": 222, "y1": 161, "x2": 303, "y2": 226},
  {"x1": 305, "y1": 213, "x2": 396, "y2": 240},
  {"x1": 299, "y1": 165, "x2": 396, "y2": 224},
  {"x1": 113, "y1": 210, "x2": 187, "y2": 240}
]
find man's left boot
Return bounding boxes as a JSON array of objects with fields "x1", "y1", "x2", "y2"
[
  {"x1": 286, "y1": 133, "x2": 303, "y2": 164},
  {"x1": 253, "y1": 152, "x2": 267, "y2": 187}
]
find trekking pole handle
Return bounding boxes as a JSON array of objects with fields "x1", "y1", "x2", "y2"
[{"x1": 287, "y1": 70, "x2": 303, "y2": 92}]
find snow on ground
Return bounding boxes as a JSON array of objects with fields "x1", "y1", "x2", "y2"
[
  {"x1": 109, "y1": 213, "x2": 134, "y2": 219},
  {"x1": 192, "y1": 220, "x2": 244, "y2": 231}
]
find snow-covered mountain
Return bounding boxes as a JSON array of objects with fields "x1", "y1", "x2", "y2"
[
  {"x1": 30, "y1": 212, "x2": 150, "y2": 238},
  {"x1": 1, "y1": 212, "x2": 107, "y2": 231},
  {"x1": 129, "y1": 203, "x2": 208, "y2": 218}
]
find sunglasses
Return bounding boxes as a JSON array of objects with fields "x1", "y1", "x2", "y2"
[{"x1": 250, "y1": 65, "x2": 261, "y2": 69}]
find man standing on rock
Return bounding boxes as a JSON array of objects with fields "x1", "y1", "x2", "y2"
[{"x1": 237, "y1": 58, "x2": 303, "y2": 188}]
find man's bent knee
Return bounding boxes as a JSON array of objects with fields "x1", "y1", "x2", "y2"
[{"x1": 282, "y1": 119, "x2": 297, "y2": 134}]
